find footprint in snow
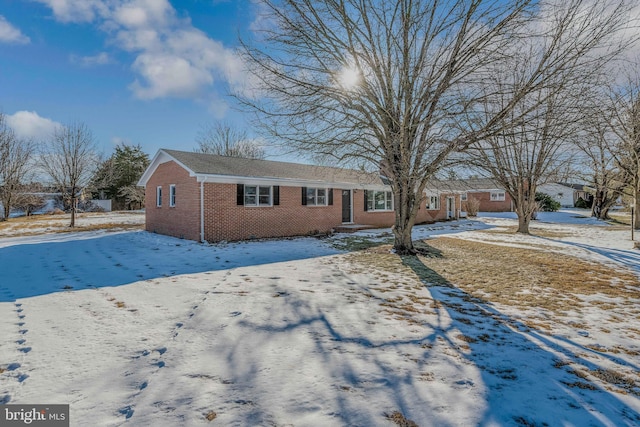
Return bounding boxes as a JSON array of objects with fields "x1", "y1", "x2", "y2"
[
  {"x1": 18, "y1": 347, "x2": 31, "y2": 354},
  {"x1": 118, "y1": 406, "x2": 134, "y2": 419},
  {"x1": 0, "y1": 394, "x2": 10, "y2": 404}
]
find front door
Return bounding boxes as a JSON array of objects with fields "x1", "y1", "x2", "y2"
[
  {"x1": 342, "y1": 190, "x2": 352, "y2": 223},
  {"x1": 446, "y1": 196, "x2": 455, "y2": 219}
]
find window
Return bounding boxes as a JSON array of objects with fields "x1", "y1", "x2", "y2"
[
  {"x1": 490, "y1": 191, "x2": 505, "y2": 201},
  {"x1": 237, "y1": 184, "x2": 279, "y2": 206},
  {"x1": 461, "y1": 193, "x2": 468, "y2": 201},
  {"x1": 306, "y1": 187, "x2": 327, "y2": 206},
  {"x1": 365, "y1": 190, "x2": 393, "y2": 211},
  {"x1": 426, "y1": 195, "x2": 440, "y2": 210},
  {"x1": 245, "y1": 185, "x2": 272, "y2": 206},
  {"x1": 156, "y1": 186, "x2": 162, "y2": 207},
  {"x1": 169, "y1": 185, "x2": 176, "y2": 207}
]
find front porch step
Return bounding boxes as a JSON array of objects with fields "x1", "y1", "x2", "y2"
[{"x1": 334, "y1": 224, "x2": 376, "y2": 233}]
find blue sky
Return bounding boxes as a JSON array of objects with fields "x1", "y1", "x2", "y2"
[{"x1": 0, "y1": 0, "x2": 265, "y2": 158}]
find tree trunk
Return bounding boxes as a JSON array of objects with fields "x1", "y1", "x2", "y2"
[
  {"x1": 70, "y1": 196, "x2": 76, "y2": 227},
  {"x1": 517, "y1": 212, "x2": 532, "y2": 234},
  {"x1": 392, "y1": 182, "x2": 419, "y2": 255},
  {"x1": 635, "y1": 187, "x2": 640, "y2": 230}
]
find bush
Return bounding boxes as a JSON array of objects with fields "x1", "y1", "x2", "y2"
[
  {"x1": 574, "y1": 197, "x2": 590, "y2": 209},
  {"x1": 463, "y1": 196, "x2": 480, "y2": 217},
  {"x1": 535, "y1": 192, "x2": 561, "y2": 212}
]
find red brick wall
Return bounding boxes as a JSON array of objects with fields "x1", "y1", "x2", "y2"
[
  {"x1": 467, "y1": 191, "x2": 513, "y2": 212},
  {"x1": 203, "y1": 184, "x2": 345, "y2": 242},
  {"x1": 145, "y1": 161, "x2": 201, "y2": 241}
]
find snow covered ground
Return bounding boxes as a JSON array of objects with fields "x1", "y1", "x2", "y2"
[{"x1": 0, "y1": 210, "x2": 639, "y2": 426}]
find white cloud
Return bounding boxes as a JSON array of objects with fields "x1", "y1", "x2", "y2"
[
  {"x1": 6, "y1": 111, "x2": 62, "y2": 140},
  {"x1": 33, "y1": 0, "x2": 106, "y2": 23},
  {"x1": 130, "y1": 52, "x2": 213, "y2": 99},
  {"x1": 70, "y1": 51, "x2": 112, "y2": 66},
  {"x1": 0, "y1": 15, "x2": 30, "y2": 44},
  {"x1": 36, "y1": 0, "x2": 255, "y2": 104}
]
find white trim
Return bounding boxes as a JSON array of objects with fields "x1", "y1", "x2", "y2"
[
  {"x1": 244, "y1": 184, "x2": 273, "y2": 207},
  {"x1": 156, "y1": 186, "x2": 162, "y2": 207},
  {"x1": 195, "y1": 173, "x2": 389, "y2": 191},
  {"x1": 200, "y1": 181, "x2": 204, "y2": 243},
  {"x1": 366, "y1": 190, "x2": 394, "y2": 212},
  {"x1": 169, "y1": 184, "x2": 176, "y2": 207},
  {"x1": 305, "y1": 187, "x2": 329, "y2": 206}
]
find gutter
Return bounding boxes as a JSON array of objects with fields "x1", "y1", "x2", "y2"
[{"x1": 200, "y1": 179, "x2": 205, "y2": 243}]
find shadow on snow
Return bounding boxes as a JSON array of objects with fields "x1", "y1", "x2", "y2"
[
  {"x1": 0, "y1": 230, "x2": 341, "y2": 302},
  {"x1": 186, "y1": 252, "x2": 640, "y2": 426}
]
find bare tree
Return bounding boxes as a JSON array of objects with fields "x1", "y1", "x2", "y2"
[
  {"x1": 469, "y1": 81, "x2": 582, "y2": 233},
  {"x1": 575, "y1": 98, "x2": 627, "y2": 220},
  {"x1": 239, "y1": 0, "x2": 634, "y2": 253},
  {"x1": 608, "y1": 71, "x2": 640, "y2": 230},
  {"x1": 0, "y1": 113, "x2": 33, "y2": 220},
  {"x1": 194, "y1": 122, "x2": 265, "y2": 159},
  {"x1": 39, "y1": 122, "x2": 98, "y2": 227}
]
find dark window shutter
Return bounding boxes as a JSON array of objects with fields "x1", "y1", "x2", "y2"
[
  {"x1": 328, "y1": 189, "x2": 333, "y2": 205},
  {"x1": 237, "y1": 184, "x2": 244, "y2": 205},
  {"x1": 273, "y1": 186, "x2": 280, "y2": 205},
  {"x1": 301, "y1": 187, "x2": 307, "y2": 205},
  {"x1": 364, "y1": 190, "x2": 368, "y2": 211}
]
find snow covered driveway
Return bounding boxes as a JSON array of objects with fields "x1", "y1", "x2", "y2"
[{"x1": 1, "y1": 213, "x2": 639, "y2": 426}]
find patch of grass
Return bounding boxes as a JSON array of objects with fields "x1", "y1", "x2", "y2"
[
  {"x1": 205, "y1": 410, "x2": 217, "y2": 421},
  {"x1": 330, "y1": 235, "x2": 393, "y2": 251},
  {"x1": 115, "y1": 301, "x2": 126, "y2": 308},
  {"x1": 419, "y1": 237, "x2": 640, "y2": 313},
  {"x1": 384, "y1": 411, "x2": 420, "y2": 427}
]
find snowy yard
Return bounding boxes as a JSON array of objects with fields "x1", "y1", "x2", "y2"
[{"x1": 1, "y1": 210, "x2": 639, "y2": 426}]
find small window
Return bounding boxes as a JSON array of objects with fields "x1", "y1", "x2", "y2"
[
  {"x1": 461, "y1": 193, "x2": 468, "y2": 201},
  {"x1": 169, "y1": 184, "x2": 176, "y2": 207},
  {"x1": 306, "y1": 188, "x2": 328, "y2": 206},
  {"x1": 426, "y1": 195, "x2": 441, "y2": 210},
  {"x1": 366, "y1": 190, "x2": 393, "y2": 211},
  {"x1": 490, "y1": 191, "x2": 505, "y2": 201},
  {"x1": 156, "y1": 186, "x2": 162, "y2": 207},
  {"x1": 245, "y1": 185, "x2": 272, "y2": 206}
]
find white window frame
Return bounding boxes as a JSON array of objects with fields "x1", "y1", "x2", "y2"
[
  {"x1": 245, "y1": 185, "x2": 272, "y2": 207},
  {"x1": 461, "y1": 192, "x2": 468, "y2": 201},
  {"x1": 490, "y1": 191, "x2": 506, "y2": 201},
  {"x1": 366, "y1": 190, "x2": 393, "y2": 211},
  {"x1": 426, "y1": 195, "x2": 441, "y2": 210},
  {"x1": 156, "y1": 186, "x2": 162, "y2": 207},
  {"x1": 306, "y1": 187, "x2": 328, "y2": 206},
  {"x1": 169, "y1": 184, "x2": 176, "y2": 207}
]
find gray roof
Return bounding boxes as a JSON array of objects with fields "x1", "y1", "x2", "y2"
[
  {"x1": 163, "y1": 149, "x2": 387, "y2": 186},
  {"x1": 425, "y1": 178, "x2": 505, "y2": 192}
]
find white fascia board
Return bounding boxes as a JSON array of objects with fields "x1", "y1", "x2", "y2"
[
  {"x1": 137, "y1": 150, "x2": 197, "y2": 186},
  {"x1": 196, "y1": 174, "x2": 389, "y2": 191}
]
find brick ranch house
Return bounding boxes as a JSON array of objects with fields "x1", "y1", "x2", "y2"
[
  {"x1": 138, "y1": 149, "x2": 461, "y2": 242},
  {"x1": 434, "y1": 178, "x2": 514, "y2": 213}
]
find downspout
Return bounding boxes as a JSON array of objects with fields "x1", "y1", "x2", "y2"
[{"x1": 200, "y1": 179, "x2": 205, "y2": 243}]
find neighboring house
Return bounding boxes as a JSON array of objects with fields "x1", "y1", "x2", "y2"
[
  {"x1": 138, "y1": 149, "x2": 461, "y2": 242},
  {"x1": 537, "y1": 183, "x2": 576, "y2": 207},
  {"x1": 556, "y1": 182, "x2": 594, "y2": 206},
  {"x1": 432, "y1": 178, "x2": 514, "y2": 212}
]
